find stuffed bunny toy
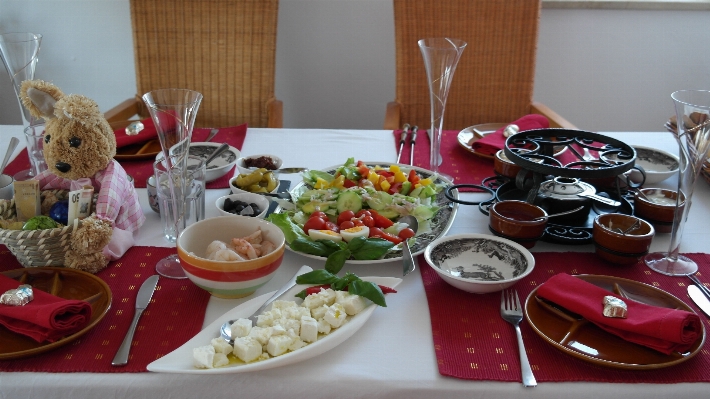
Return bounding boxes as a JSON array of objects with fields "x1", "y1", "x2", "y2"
[{"x1": 19, "y1": 79, "x2": 145, "y2": 273}]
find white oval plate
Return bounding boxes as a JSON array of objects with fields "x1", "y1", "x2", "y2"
[
  {"x1": 280, "y1": 162, "x2": 459, "y2": 264},
  {"x1": 147, "y1": 268, "x2": 402, "y2": 374}
]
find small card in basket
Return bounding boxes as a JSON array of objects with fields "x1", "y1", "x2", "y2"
[
  {"x1": 68, "y1": 185, "x2": 94, "y2": 225},
  {"x1": 12, "y1": 180, "x2": 40, "y2": 222}
]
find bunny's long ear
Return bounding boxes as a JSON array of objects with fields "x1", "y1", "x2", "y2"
[{"x1": 19, "y1": 79, "x2": 65, "y2": 120}]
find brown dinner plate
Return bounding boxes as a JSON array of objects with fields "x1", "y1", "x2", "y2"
[
  {"x1": 0, "y1": 267, "x2": 112, "y2": 360},
  {"x1": 525, "y1": 274, "x2": 705, "y2": 370}
]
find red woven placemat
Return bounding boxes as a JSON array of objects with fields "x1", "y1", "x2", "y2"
[
  {"x1": 393, "y1": 129, "x2": 495, "y2": 186},
  {"x1": 4, "y1": 124, "x2": 248, "y2": 190},
  {"x1": 421, "y1": 252, "x2": 710, "y2": 383},
  {"x1": 0, "y1": 245, "x2": 211, "y2": 372}
]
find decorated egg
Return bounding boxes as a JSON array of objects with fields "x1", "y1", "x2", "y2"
[{"x1": 49, "y1": 200, "x2": 69, "y2": 225}]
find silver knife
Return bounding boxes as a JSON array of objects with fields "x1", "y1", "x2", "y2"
[
  {"x1": 688, "y1": 285, "x2": 710, "y2": 318},
  {"x1": 112, "y1": 275, "x2": 159, "y2": 366}
]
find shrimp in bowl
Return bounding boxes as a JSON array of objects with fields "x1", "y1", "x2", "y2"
[{"x1": 177, "y1": 216, "x2": 286, "y2": 298}]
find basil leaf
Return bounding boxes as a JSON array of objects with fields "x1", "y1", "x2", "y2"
[
  {"x1": 348, "y1": 280, "x2": 386, "y2": 307},
  {"x1": 294, "y1": 289, "x2": 308, "y2": 300},
  {"x1": 290, "y1": 238, "x2": 330, "y2": 256},
  {"x1": 325, "y1": 248, "x2": 351, "y2": 274},
  {"x1": 346, "y1": 236, "x2": 367, "y2": 253},
  {"x1": 332, "y1": 272, "x2": 360, "y2": 291},
  {"x1": 350, "y1": 238, "x2": 395, "y2": 260},
  {"x1": 321, "y1": 239, "x2": 347, "y2": 253},
  {"x1": 295, "y1": 270, "x2": 339, "y2": 285}
]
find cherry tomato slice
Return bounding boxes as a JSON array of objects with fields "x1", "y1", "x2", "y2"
[
  {"x1": 310, "y1": 211, "x2": 329, "y2": 221},
  {"x1": 325, "y1": 221, "x2": 339, "y2": 233},
  {"x1": 355, "y1": 210, "x2": 372, "y2": 218},
  {"x1": 337, "y1": 210, "x2": 355, "y2": 225},
  {"x1": 339, "y1": 220, "x2": 356, "y2": 230},
  {"x1": 398, "y1": 227, "x2": 416, "y2": 239},
  {"x1": 361, "y1": 215, "x2": 375, "y2": 228},
  {"x1": 303, "y1": 217, "x2": 327, "y2": 234},
  {"x1": 373, "y1": 214, "x2": 394, "y2": 228}
]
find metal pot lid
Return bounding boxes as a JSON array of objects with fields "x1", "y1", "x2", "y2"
[{"x1": 538, "y1": 177, "x2": 596, "y2": 199}]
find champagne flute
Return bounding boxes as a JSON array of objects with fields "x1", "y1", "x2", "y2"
[
  {"x1": 142, "y1": 89, "x2": 203, "y2": 279},
  {"x1": 644, "y1": 90, "x2": 710, "y2": 276},
  {"x1": 418, "y1": 38, "x2": 466, "y2": 183}
]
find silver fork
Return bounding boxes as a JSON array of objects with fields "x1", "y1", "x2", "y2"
[{"x1": 500, "y1": 289, "x2": 537, "y2": 387}]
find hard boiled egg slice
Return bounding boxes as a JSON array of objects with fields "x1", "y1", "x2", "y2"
[
  {"x1": 340, "y1": 226, "x2": 370, "y2": 242},
  {"x1": 308, "y1": 229, "x2": 343, "y2": 242}
]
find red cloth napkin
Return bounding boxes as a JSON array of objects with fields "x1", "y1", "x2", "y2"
[
  {"x1": 114, "y1": 118, "x2": 158, "y2": 149},
  {"x1": 471, "y1": 114, "x2": 549, "y2": 156},
  {"x1": 536, "y1": 273, "x2": 701, "y2": 355},
  {"x1": 0, "y1": 274, "x2": 92, "y2": 343}
]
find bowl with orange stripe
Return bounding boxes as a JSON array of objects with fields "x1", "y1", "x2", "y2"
[{"x1": 176, "y1": 216, "x2": 286, "y2": 298}]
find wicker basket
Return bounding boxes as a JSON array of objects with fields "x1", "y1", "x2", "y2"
[{"x1": 0, "y1": 190, "x2": 82, "y2": 268}]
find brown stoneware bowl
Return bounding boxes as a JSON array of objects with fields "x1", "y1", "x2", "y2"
[
  {"x1": 494, "y1": 150, "x2": 522, "y2": 178},
  {"x1": 593, "y1": 214, "x2": 654, "y2": 265},
  {"x1": 634, "y1": 188, "x2": 684, "y2": 234},
  {"x1": 489, "y1": 200, "x2": 548, "y2": 249}
]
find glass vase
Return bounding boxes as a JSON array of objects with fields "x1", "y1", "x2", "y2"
[
  {"x1": 644, "y1": 90, "x2": 710, "y2": 276},
  {"x1": 418, "y1": 38, "x2": 466, "y2": 180}
]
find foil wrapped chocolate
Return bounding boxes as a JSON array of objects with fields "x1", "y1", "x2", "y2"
[
  {"x1": 125, "y1": 121, "x2": 144, "y2": 136},
  {"x1": 0, "y1": 284, "x2": 34, "y2": 306},
  {"x1": 602, "y1": 295, "x2": 627, "y2": 318}
]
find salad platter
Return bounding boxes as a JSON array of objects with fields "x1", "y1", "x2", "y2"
[{"x1": 269, "y1": 160, "x2": 459, "y2": 264}]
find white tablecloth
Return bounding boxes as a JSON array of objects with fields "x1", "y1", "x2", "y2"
[{"x1": 0, "y1": 125, "x2": 708, "y2": 398}]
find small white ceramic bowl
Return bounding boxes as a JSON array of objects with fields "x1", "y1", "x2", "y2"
[
  {"x1": 229, "y1": 174, "x2": 280, "y2": 195},
  {"x1": 156, "y1": 142, "x2": 240, "y2": 183},
  {"x1": 236, "y1": 154, "x2": 283, "y2": 177},
  {"x1": 216, "y1": 193, "x2": 270, "y2": 219},
  {"x1": 0, "y1": 173, "x2": 14, "y2": 200},
  {"x1": 424, "y1": 233, "x2": 535, "y2": 294},
  {"x1": 629, "y1": 145, "x2": 679, "y2": 184}
]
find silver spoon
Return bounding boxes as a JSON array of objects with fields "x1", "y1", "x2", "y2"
[
  {"x1": 531, "y1": 206, "x2": 585, "y2": 221},
  {"x1": 399, "y1": 215, "x2": 419, "y2": 276},
  {"x1": 1, "y1": 137, "x2": 19, "y2": 175},
  {"x1": 244, "y1": 167, "x2": 308, "y2": 174},
  {"x1": 203, "y1": 143, "x2": 230, "y2": 167}
]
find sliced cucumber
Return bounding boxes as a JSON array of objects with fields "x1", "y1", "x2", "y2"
[
  {"x1": 336, "y1": 190, "x2": 363, "y2": 213},
  {"x1": 302, "y1": 201, "x2": 330, "y2": 214},
  {"x1": 366, "y1": 191, "x2": 393, "y2": 210},
  {"x1": 377, "y1": 208, "x2": 400, "y2": 219}
]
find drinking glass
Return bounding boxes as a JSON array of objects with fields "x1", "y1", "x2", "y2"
[
  {"x1": 14, "y1": 122, "x2": 48, "y2": 181},
  {"x1": 142, "y1": 89, "x2": 203, "y2": 279},
  {"x1": 419, "y1": 38, "x2": 466, "y2": 181},
  {"x1": 644, "y1": 90, "x2": 710, "y2": 276},
  {"x1": 0, "y1": 32, "x2": 43, "y2": 179},
  {"x1": 155, "y1": 156, "x2": 205, "y2": 243}
]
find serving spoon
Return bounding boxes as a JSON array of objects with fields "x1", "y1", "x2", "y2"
[
  {"x1": 531, "y1": 206, "x2": 585, "y2": 221},
  {"x1": 399, "y1": 215, "x2": 419, "y2": 276}
]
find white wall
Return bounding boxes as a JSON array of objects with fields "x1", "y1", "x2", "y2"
[{"x1": 1, "y1": 0, "x2": 709, "y2": 133}]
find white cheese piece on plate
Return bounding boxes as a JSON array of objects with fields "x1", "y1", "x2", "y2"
[
  {"x1": 213, "y1": 352, "x2": 229, "y2": 368},
  {"x1": 266, "y1": 335, "x2": 293, "y2": 357},
  {"x1": 192, "y1": 345, "x2": 215, "y2": 369},
  {"x1": 231, "y1": 318, "x2": 252, "y2": 339},
  {"x1": 210, "y1": 337, "x2": 233, "y2": 355},
  {"x1": 324, "y1": 303, "x2": 347, "y2": 328},
  {"x1": 336, "y1": 291, "x2": 367, "y2": 316},
  {"x1": 300, "y1": 316, "x2": 318, "y2": 343},
  {"x1": 233, "y1": 336, "x2": 263, "y2": 363}
]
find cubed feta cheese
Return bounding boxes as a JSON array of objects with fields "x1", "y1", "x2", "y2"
[
  {"x1": 192, "y1": 345, "x2": 215, "y2": 369},
  {"x1": 233, "y1": 336, "x2": 262, "y2": 363},
  {"x1": 257, "y1": 308, "x2": 282, "y2": 327},
  {"x1": 336, "y1": 291, "x2": 368, "y2": 315},
  {"x1": 324, "y1": 303, "x2": 347, "y2": 328},
  {"x1": 317, "y1": 318, "x2": 332, "y2": 334},
  {"x1": 283, "y1": 306, "x2": 311, "y2": 321},
  {"x1": 230, "y1": 318, "x2": 252, "y2": 338},
  {"x1": 210, "y1": 337, "x2": 233, "y2": 355},
  {"x1": 311, "y1": 304, "x2": 329, "y2": 320},
  {"x1": 289, "y1": 338, "x2": 306, "y2": 351},
  {"x1": 278, "y1": 317, "x2": 300, "y2": 335},
  {"x1": 248, "y1": 326, "x2": 273, "y2": 345},
  {"x1": 213, "y1": 352, "x2": 229, "y2": 368},
  {"x1": 266, "y1": 335, "x2": 293, "y2": 356},
  {"x1": 318, "y1": 288, "x2": 337, "y2": 306},
  {"x1": 271, "y1": 324, "x2": 287, "y2": 336},
  {"x1": 272, "y1": 300, "x2": 297, "y2": 311},
  {"x1": 303, "y1": 293, "x2": 326, "y2": 309},
  {"x1": 300, "y1": 316, "x2": 318, "y2": 343}
]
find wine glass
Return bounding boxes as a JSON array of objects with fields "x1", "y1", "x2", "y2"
[
  {"x1": 644, "y1": 90, "x2": 710, "y2": 276},
  {"x1": 0, "y1": 32, "x2": 43, "y2": 180},
  {"x1": 418, "y1": 38, "x2": 466, "y2": 183},
  {"x1": 142, "y1": 89, "x2": 203, "y2": 279}
]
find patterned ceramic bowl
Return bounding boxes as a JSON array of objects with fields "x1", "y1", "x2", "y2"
[
  {"x1": 424, "y1": 234, "x2": 535, "y2": 294},
  {"x1": 156, "y1": 142, "x2": 240, "y2": 183},
  {"x1": 177, "y1": 216, "x2": 285, "y2": 298},
  {"x1": 628, "y1": 145, "x2": 679, "y2": 184}
]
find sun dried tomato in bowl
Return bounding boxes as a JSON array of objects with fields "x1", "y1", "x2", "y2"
[{"x1": 244, "y1": 156, "x2": 278, "y2": 170}]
